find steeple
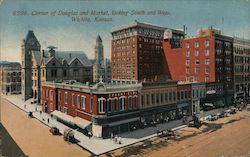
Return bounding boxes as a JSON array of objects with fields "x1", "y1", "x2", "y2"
[{"x1": 96, "y1": 35, "x2": 102, "y2": 43}]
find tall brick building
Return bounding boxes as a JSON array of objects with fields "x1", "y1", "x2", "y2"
[{"x1": 111, "y1": 21, "x2": 184, "y2": 81}]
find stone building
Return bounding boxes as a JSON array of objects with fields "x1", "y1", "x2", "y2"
[
  {"x1": 233, "y1": 37, "x2": 250, "y2": 102},
  {"x1": 93, "y1": 35, "x2": 105, "y2": 83},
  {"x1": 0, "y1": 62, "x2": 21, "y2": 95},
  {"x1": 21, "y1": 30, "x2": 93, "y2": 103}
]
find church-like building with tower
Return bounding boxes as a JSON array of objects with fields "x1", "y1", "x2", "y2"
[{"x1": 21, "y1": 30, "x2": 93, "y2": 102}]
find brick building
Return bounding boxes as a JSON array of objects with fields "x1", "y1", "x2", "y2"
[
  {"x1": 111, "y1": 20, "x2": 184, "y2": 81},
  {"x1": 41, "y1": 79, "x2": 142, "y2": 138},
  {"x1": 163, "y1": 27, "x2": 234, "y2": 106}
]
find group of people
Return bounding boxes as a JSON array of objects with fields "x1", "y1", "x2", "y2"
[{"x1": 110, "y1": 133, "x2": 122, "y2": 144}]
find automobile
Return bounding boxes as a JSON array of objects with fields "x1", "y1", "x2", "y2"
[
  {"x1": 218, "y1": 112, "x2": 225, "y2": 118},
  {"x1": 224, "y1": 110, "x2": 231, "y2": 117},
  {"x1": 49, "y1": 127, "x2": 60, "y2": 135},
  {"x1": 211, "y1": 114, "x2": 220, "y2": 121},
  {"x1": 229, "y1": 108, "x2": 237, "y2": 114},
  {"x1": 63, "y1": 128, "x2": 75, "y2": 143},
  {"x1": 247, "y1": 106, "x2": 250, "y2": 111}
]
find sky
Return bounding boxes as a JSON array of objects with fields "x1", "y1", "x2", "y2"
[{"x1": 0, "y1": 0, "x2": 249, "y2": 62}]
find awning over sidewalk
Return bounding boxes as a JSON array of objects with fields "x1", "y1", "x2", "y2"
[
  {"x1": 51, "y1": 110, "x2": 74, "y2": 125},
  {"x1": 73, "y1": 117, "x2": 91, "y2": 129},
  {"x1": 108, "y1": 117, "x2": 140, "y2": 127},
  {"x1": 51, "y1": 111, "x2": 91, "y2": 129}
]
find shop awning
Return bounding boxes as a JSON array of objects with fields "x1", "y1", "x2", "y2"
[
  {"x1": 73, "y1": 117, "x2": 91, "y2": 129},
  {"x1": 51, "y1": 110, "x2": 74, "y2": 124},
  {"x1": 108, "y1": 117, "x2": 140, "y2": 127}
]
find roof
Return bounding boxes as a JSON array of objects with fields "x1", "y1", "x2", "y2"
[
  {"x1": 32, "y1": 50, "x2": 92, "y2": 66},
  {"x1": 24, "y1": 30, "x2": 41, "y2": 47},
  {"x1": 111, "y1": 20, "x2": 184, "y2": 34},
  {"x1": 96, "y1": 35, "x2": 102, "y2": 42}
]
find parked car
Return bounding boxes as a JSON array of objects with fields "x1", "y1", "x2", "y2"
[
  {"x1": 229, "y1": 108, "x2": 237, "y2": 114},
  {"x1": 49, "y1": 127, "x2": 60, "y2": 135},
  {"x1": 218, "y1": 112, "x2": 225, "y2": 118},
  {"x1": 210, "y1": 114, "x2": 219, "y2": 121},
  {"x1": 63, "y1": 128, "x2": 75, "y2": 143}
]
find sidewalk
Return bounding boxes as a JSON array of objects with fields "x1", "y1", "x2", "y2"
[{"x1": 1, "y1": 94, "x2": 223, "y2": 156}]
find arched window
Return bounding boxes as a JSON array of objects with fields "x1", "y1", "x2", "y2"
[
  {"x1": 98, "y1": 97, "x2": 106, "y2": 113},
  {"x1": 133, "y1": 95, "x2": 137, "y2": 109},
  {"x1": 128, "y1": 96, "x2": 132, "y2": 109},
  {"x1": 107, "y1": 98, "x2": 112, "y2": 113},
  {"x1": 113, "y1": 98, "x2": 118, "y2": 112},
  {"x1": 119, "y1": 96, "x2": 126, "y2": 111}
]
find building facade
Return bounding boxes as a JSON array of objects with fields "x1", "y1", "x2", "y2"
[
  {"x1": 21, "y1": 30, "x2": 41, "y2": 100},
  {"x1": 0, "y1": 62, "x2": 21, "y2": 95},
  {"x1": 111, "y1": 20, "x2": 184, "y2": 81},
  {"x1": 139, "y1": 79, "x2": 179, "y2": 125},
  {"x1": 41, "y1": 79, "x2": 142, "y2": 138},
  {"x1": 21, "y1": 30, "x2": 93, "y2": 103},
  {"x1": 233, "y1": 37, "x2": 250, "y2": 103},
  {"x1": 163, "y1": 27, "x2": 234, "y2": 106}
]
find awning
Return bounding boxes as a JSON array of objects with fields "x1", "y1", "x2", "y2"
[
  {"x1": 73, "y1": 117, "x2": 91, "y2": 129},
  {"x1": 108, "y1": 117, "x2": 140, "y2": 127},
  {"x1": 51, "y1": 110, "x2": 74, "y2": 124}
]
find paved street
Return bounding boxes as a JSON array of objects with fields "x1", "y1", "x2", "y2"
[
  {"x1": 1, "y1": 97, "x2": 91, "y2": 157},
  {"x1": 105, "y1": 110, "x2": 250, "y2": 157}
]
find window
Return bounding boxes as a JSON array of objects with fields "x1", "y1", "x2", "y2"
[
  {"x1": 186, "y1": 59, "x2": 190, "y2": 66},
  {"x1": 63, "y1": 107, "x2": 67, "y2": 114},
  {"x1": 151, "y1": 94, "x2": 155, "y2": 104},
  {"x1": 113, "y1": 98, "x2": 117, "y2": 112},
  {"x1": 205, "y1": 40, "x2": 209, "y2": 47},
  {"x1": 50, "y1": 103, "x2": 53, "y2": 111},
  {"x1": 186, "y1": 50, "x2": 190, "y2": 57},
  {"x1": 186, "y1": 67, "x2": 190, "y2": 74},
  {"x1": 90, "y1": 97, "x2": 93, "y2": 113},
  {"x1": 195, "y1": 50, "x2": 199, "y2": 56},
  {"x1": 72, "y1": 94, "x2": 75, "y2": 106},
  {"x1": 107, "y1": 99, "x2": 112, "y2": 112},
  {"x1": 128, "y1": 96, "x2": 132, "y2": 109},
  {"x1": 205, "y1": 76, "x2": 209, "y2": 82},
  {"x1": 186, "y1": 42, "x2": 190, "y2": 48},
  {"x1": 50, "y1": 90, "x2": 53, "y2": 101},
  {"x1": 58, "y1": 92, "x2": 61, "y2": 101},
  {"x1": 196, "y1": 59, "x2": 200, "y2": 65},
  {"x1": 194, "y1": 76, "x2": 199, "y2": 81},
  {"x1": 195, "y1": 41, "x2": 199, "y2": 48},
  {"x1": 81, "y1": 96, "x2": 86, "y2": 110},
  {"x1": 98, "y1": 97, "x2": 106, "y2": 113},
  {"x1": 205, "y1": 58, "x2": 210, "y2": 65},
  {"x1": 133, "y1": 96, "x2": 137, "y2": 109},
  {"x1": 195, "y1": 67, "x2": 200, "y2": 74},
  {"x1": 206, "y1": 67, "x2": 210, "y2": 74},
  {"x1": 64, "y1": 92, "x2": 68, "y2": 104},
  {"x1": 77, "y1": 95, "x2": 81, "y2": 108},
  {"x1": 119, "y1": 97, "x2": 126, "y2": 111},
  {"x1": 63, "y1": 70, "x2": 67, "y2": 77},
  {"x1": 141, "y1": 95, "x2": 144, "y2": 106},
  {"x1": 205, "y1": 49, "x2": 209, "y2": 56},
  {"x1": 146, "y1": 94, "x2": 150, "y2": 105}
]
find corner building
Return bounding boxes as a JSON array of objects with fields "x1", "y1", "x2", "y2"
[{"x1": 111, "y1": 21, "x2": 184, "y2": 81}]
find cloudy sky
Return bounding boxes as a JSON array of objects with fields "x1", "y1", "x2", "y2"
[{"x1": 0, "y1": 0, "x2": 249, "y2": 62}]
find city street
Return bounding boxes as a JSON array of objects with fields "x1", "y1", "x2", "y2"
[
  {"x1": 105, "y1": 110, "x2": 250, "y2": 157},
  {"x1": 0, "y1": 97, "x2": 91, "y2": 157}
]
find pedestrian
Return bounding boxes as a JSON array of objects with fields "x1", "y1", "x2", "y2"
[
  {"x1": 118, "y1": 137, "x2": 122, "y2": 144},
  {"x1": 35, "y1": 107, "x2": 37, "y2": 111},
  {"x1": 40, "y1": 111, "x2": 42, "y2": 115},
  {"x1": 88, "y1": 131, "x2": 91, "y2": 139},
  {"x1": 111, "y1": 132, "x2": 114, "y2": 140},
  {"x1": 114, "y1": 135, "x2": 118, "y2": 143},
  {"x1": 47, "y1": 118, "x2": 50, "y2": 124},
  {"x1": 24, "y1": 104, "x2": 26, "y2": 109}
]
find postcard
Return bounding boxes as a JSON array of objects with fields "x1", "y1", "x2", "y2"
[{"x1": 0, "y1": 0, "x2": 250, "y2": 157}]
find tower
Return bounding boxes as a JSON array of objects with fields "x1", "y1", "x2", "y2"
[
  {"x1": 93, "y1": 35, "x2": 105, "y2": 82},
  {"x1": 21, "y1": 30, "x2": 41, "y2": 100}
]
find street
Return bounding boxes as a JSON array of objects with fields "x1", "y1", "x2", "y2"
[
  {"x1": 0, "y1": 97, "x2": 91, "y2": 157},
  {"x1": 106, "y1": 109, "x2": 250, "y2": 157}
]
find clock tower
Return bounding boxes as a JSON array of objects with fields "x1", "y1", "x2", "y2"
[{"x1": 21, "y1": 30, "x2": 41, "y2": 100}]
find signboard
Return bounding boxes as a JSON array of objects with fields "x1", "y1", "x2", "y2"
[{"x1": 164, "y1": 29, "x2": 173, "y2": 39}]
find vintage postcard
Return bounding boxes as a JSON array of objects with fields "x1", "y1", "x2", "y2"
[{"x1": 0, "y1": 0, "x2": 250, "y2": 157}]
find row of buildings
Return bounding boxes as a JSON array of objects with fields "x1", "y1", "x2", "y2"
[
  {"x1": 39, "y1": 21, "x2": 250, "y2": 138},
  {"x1": 1, "y1": 20, "x2": 249, "y2": 138}
]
